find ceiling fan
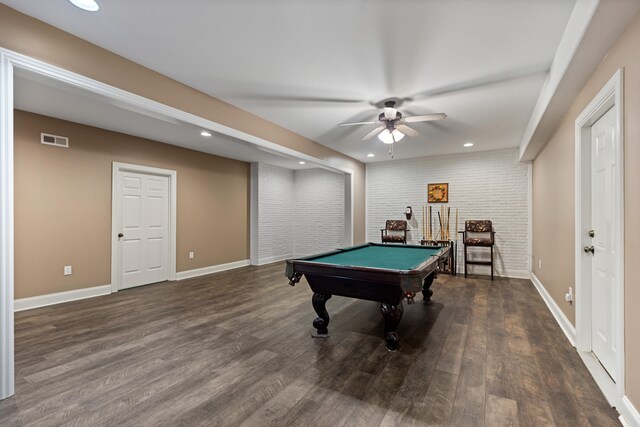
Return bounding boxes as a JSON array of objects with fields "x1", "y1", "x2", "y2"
[{"x1": 338, "y1": 100, "x2": 447, "y2": 145}]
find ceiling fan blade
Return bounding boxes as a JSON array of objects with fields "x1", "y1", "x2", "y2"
[
  {"x1": 361, "y1": 126, "x2": 385, "y2": 140},
  {"x1": 338, "y1": 120, "x2": 378, "y2": 127},
  {"x1": 404, "y1": 113, "x2": 447, "y2": 123},
  {"x1": 410, "y1": 65, "x2": 549, "y2": 100},
  {"x1": 396, "y1": 124, "x2": 419, "y2": 137},
  {"x1": 230, "y1": 94, "x2": 366, "y2": 104}
]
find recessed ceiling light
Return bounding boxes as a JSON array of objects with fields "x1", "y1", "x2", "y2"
[
  {"x1": 299, "y1": 161, "x2": 306, "y2": 165},
  {"x1": 464, "y1": 142, "x2": 474, "y2": 147},
  {"x1": 367, "y1": 153, "x2": 375, "y2": 158},
  {"x1": 200, "y1": 131, "x2": 212, "y2": 137},
  {"x1": 68, "y1": 0, "x2": 100, "y2": 12}
]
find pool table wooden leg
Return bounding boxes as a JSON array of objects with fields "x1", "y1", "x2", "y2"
[
  {"x1": 380, "y1": 302, "x2": 404, "y2": 351},
  {"x1": 311, "y1": 293, "x2": 332, "y2": 336},
  {"x1": 422, "y1": 274, "x2": 435, "y2": 302}
]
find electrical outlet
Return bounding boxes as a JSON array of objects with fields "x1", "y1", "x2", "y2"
[
  {"x1": 538, "y1": 259, "x2": 542, "y2": 269},
  {"x1": 64, "y1": 265, "x2": 72, "y2": 276},
  {"x1": 565, "y1": 286, "x2": 573, "y2": 304},
  {"x1": 189, "y1": 251, "x2": 194, "y2": 259}
]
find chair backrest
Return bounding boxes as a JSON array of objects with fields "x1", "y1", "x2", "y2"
[
  {"x1": 465, "y1": 220, "x2": 492, "y2": 232},
  {"x1": 386, "y1": 220, "x2": 407, "y2": 231},
  {"x1": 464, "y1": 220, "x2": 494, "y2": 246}
]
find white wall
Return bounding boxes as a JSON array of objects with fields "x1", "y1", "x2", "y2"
[
  {"x1": 294, "y1": 168, "x2": 345, "y2": 257},
  {"x1": 254, "y1": 163, "x2": 295, "y2": 264},
  {"x1": 366, "y1": 148, "x2": 531, "y2": 278},
  {"x1": 251, "y1": 163, "x2": 345, "y2": 264}
]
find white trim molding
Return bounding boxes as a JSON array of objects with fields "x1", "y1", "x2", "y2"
[
  {"x1": 176, "y1": 260, "x2": 250, "y2": 281},
  {"x1": 0, "y1": 50, "x2": 16, "y2": 400},
  {"x1": 111, "y1": 162, "x2": 178, "y2": 293},
  {"x1": 0, "y1": 44, "x2": 357, "y2": 402},
  {"x1": 14, "y1": 285, "x2": 112, "y2": 312},
  {"x1": 531, "y1": 273, "x2": 576, "y2": 346},
  {"x1": 574, "y1": 68, "x2": 624, "y2": 407},
  {"x1": 620, "y1": 395, "x2": 640, "y2": 427}
]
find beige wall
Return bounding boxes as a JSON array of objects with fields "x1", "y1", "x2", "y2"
[
  {"x1": 14, "y1": 110, "x2": 249, "y2": 299},
  {"x1": 0, "y1": 4, "x2": 366, "y2": 243},
  {"x1": 532, "y1": 11, "x2": 640, "y2": 408}
]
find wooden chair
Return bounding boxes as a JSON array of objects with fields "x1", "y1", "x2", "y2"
[
  {"x1": 462, "y1": 220, "x2": 495, "y2": 280},
  {"x1": 380, "y1": 220, "x2": 408, "y2": 244}
]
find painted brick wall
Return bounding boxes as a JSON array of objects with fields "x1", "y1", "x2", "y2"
[
  {"x1": 293, "y1": 169, "x2": 345, "y2": 257},
  {"x1": 366, "y1": 148, "x2": 530, "y2": 278},
  {"x1": 253, "y1": 164, "x2": 346, "y2": 264},
  {"x1": 255, "y1": 163, "x2": 295, "y2": 263}
]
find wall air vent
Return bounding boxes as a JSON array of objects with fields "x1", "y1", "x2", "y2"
[{"x1": 41, "y1": 133, "x2": 69, "y2": 148}]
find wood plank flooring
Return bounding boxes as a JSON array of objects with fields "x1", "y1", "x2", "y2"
[{"x1": 1, "y1": 263, "x2": 620, "y2": 426}]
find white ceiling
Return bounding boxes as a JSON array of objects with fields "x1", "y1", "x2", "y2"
[{"x1": 0, "y1": 0, "x2": 601, "y2": 163}]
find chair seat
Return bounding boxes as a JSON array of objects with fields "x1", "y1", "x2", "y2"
[
  {"x1": 382, "y1": 235, "x2": 406, "y2": 243},
  {"x1": 464, "y1": 237, "x2": 493, "y2": 246}
]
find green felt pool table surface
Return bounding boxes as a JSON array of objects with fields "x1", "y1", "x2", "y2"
[{"x1": 305, "y1": 243, "x2": 443, "y2": 271}]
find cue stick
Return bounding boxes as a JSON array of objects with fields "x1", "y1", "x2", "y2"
[
  {"x1": 430, "y1": 205, "x2": 433, "y2": 240},
  {"x1": 427, "y1": 205, "x2": 430, "y2": 240},
  {"x1": 455, "y1": 208, "x2": 459, "y2": 242},
  {"x1": 424, "y1": 204, "x2": 427, "y2": 241},
  {"x1": 441, "y1": 206, "x2": 444, "y2": 240},
  {"x1": 444, "y1": 206, "x2": 447, "y2": 240},
  {"x1": 429, "y1": 205, "x2": 431, "y2": 241},
  {"x1": 447, "y1": 207, "x2": 451, "y2": 240},
  {"x1": 438, "y1": 211, "x2": 443, "y2": 240},
  {"x1": 421, "y1": 205, "x2": 424, "y2": 241}
]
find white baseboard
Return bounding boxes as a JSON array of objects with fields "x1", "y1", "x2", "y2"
[
  {"x1": 254, "y1": 254, "x2": 293, "y2": 266},
  {"x1": 578, "y1": 350, "x2": 617, "y2": 407},
  {"x1": 176, "y1": 259, "x2": 250, "y2": 280},
  {"x1": 14, "y1": 284, "x2": 112, "y2": 312},
  {"x1": 530, "y1": 273, "x2": 576, "y2": 346},
  {"x1": 457, "y1": 266, "x2": 531, "y2": 279},
  {"x1": 620, "y1": 395, "x2": 640, "y2": 427}
]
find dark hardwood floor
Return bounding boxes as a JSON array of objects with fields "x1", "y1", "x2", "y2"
[{"x1": 1, "y1": 263, "x2": 620, "y2": 426}]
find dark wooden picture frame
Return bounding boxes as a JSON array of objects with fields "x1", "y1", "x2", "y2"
[{"x1": 427, "y1": 183, "x2": 448, "y2": 203}]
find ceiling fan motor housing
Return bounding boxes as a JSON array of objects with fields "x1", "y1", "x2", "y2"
[{"x1": 378, "y1": 111, "x2": 402, "y2": 122}]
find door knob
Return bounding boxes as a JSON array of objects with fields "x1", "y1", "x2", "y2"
[
  {"x1": 583, "y1": 246, "x2": 594, "y2": 254},
  {"x1": 588, "y1": 229, "x2": 595, "y2": 238},
  {"x1": 118, "y1": 233, "x2": 124, "y2": 238}
]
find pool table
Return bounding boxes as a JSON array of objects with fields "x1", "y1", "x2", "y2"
[{"x1": 285, "y1": 242, "x2": 450, "y2": 350}]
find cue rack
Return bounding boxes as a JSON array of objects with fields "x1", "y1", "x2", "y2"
[{"x1": 420, "y1": 204, "x2": 458, "y2": 275}]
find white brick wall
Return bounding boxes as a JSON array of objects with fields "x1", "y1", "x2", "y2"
[
  {"x1": 293, "y1": 169, "x2": 345, "y2": 257},
  {"x1": 252, "y1": 164, "x2": 346, "y2": 264},
  {"x1": 255, "y1": 163, "x2": 294, "y2": 263},
  {"x1": 366, "y1": 148, "x2": 530, "y2": 278}
]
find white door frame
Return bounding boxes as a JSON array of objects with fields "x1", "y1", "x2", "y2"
[
  {"x1": 111, "y1": 162, "x2": 177, "y2": 292},
  {"x1": 0, "y1": 48, "x2": 16, "y2": 401},
  {"x1": 574, "y1": 68, "x2": 624, "y2": 406}
]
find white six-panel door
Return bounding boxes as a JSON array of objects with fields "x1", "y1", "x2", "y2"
[
  {"x1": 117, "y1": 170, "x2": 170, "y2": 289},
  {"x1": 590, "y1": 106, "x2": 617, "y2": 382}
]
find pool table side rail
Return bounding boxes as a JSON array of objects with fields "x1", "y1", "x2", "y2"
[{"x1": 285, "y1": 244, "x2": 450, "y2": 294}]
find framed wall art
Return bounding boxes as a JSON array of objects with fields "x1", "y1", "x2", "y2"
[{"x1": 427, "y1": 183, "x2": 448, "y2": 203}]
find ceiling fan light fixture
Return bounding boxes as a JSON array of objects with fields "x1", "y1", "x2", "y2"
[
  {"x1": 68, "y1": 0, "x2": 100, "y2": 11},
  {"x1": 383, "y1": 107, "x2": 397, "y2": 120},
  {"x1": 378, "y1": 129, "x2": 405, "y2": 144}
]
